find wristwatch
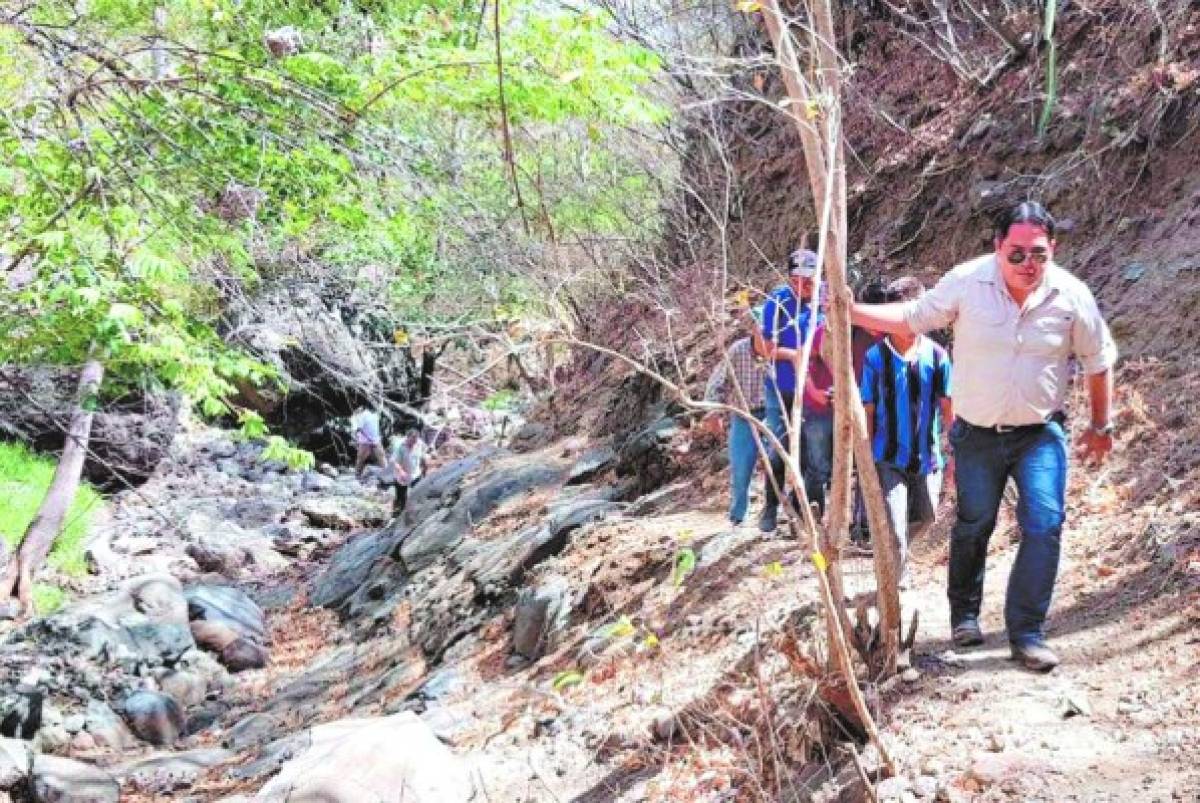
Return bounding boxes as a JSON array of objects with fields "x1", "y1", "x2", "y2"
[{"x1": 1090, "y1": 421, "x2": 1115, "y2": 437}]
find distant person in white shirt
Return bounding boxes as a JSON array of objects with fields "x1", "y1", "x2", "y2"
[
  {"x1": 351, "y1": 406, "x2": 386, "y2": 479},
  {"x1": 388, "y1": 429, "x2": 429, "y2": 516},
  {"x1": 852, "y1": 202, "x2": 1117, "y2": 672}
]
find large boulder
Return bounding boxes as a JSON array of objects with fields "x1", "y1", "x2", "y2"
[
  {"x1": 0, "y1": 367, "x2": 178, "y2": 488},
  {"x1": 309, "y1": 530, "x2": 397, "y2": 611},
  {"x1": 253, "y1": 713, "x2": 472, "y2": 802},
  {"x1": 185, "y1": 586, "x2": 266, "y2": 644},
  {"x1": 185, "y1": 586, "x2": 268, "y2": 672},
  {"x1": 222, "y1": 283, "x2": 425, "y2": 461}
]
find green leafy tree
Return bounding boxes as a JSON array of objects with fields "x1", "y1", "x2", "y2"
[{"x1": 0, "y1": 0, "x2": 664, "y2": 612}]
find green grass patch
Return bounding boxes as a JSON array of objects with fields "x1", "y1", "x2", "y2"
[{"x1": 0, "y1": 440, "x2": 101, "y2": 580}]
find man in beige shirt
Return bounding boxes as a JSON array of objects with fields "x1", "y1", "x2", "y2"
[{"x1": 852, "y1": 202, "x2": 1117, "y2": 672}]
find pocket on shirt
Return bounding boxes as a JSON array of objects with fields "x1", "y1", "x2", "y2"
[{"x1": 1028, "y1": 314, "x2": 1073, "y2": 353}]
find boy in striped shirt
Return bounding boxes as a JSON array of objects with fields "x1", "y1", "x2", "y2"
[{"x1": 861, "y1": 278, "x2": 954, "y2": 587}]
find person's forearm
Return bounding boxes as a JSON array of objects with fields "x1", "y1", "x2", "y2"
[
  {"x1": 940, "y1": 397, "x2": 955, "y2": 429},
  {"x1": 1087, "y1": 369, "x2": 1113, "y2": 428},
  {"x1": 850, "y1": 302, "x2": 915, "y2": 336},
  {"x1": 864, "y1": 403, "x2": 875, "y2": 441}
]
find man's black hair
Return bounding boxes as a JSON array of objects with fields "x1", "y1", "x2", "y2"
[
  {"x1": 858, "y1": 280, "x2": 888, "y2": 305},
  {"x1": 994, "y1": 201, "x2": 1056, "y2": 239}
]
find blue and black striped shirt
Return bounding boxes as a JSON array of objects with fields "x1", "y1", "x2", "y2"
[{"x1": 861, "y1": 337, "x2": 952, "y2": 475}]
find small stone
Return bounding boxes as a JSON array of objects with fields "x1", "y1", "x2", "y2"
[
  {"x1": 69, "y1": 731, "x2": 96, "y2": 753},
  {"x1": 913, "y1": 775, "x2": 939, "y2": 798},
  {"x1": 63, "y1": 715, "x2": 86, "y2": 735},
  {"x1": 919, "y1": 756, "x2": 945, "y2": 776},
  {"x1": 901, "y1": 668, "x2": 921, "y2": 683},
  {"x1": 36, "y1": 726, "x2": 70, "y2": 755},
  {"x1": 651, "y1": 710, "x2": 679, "y2": 741},
  {"x1": 220, "y1": 638, "x2": 269, "y2": 672},
  {"x1": 875, "y1": 776, "x2": 911, "y2": 801}
]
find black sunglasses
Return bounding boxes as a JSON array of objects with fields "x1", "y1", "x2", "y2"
[{"x1": 1006, "y1": 249, "x2": 1050, "y2": 266}]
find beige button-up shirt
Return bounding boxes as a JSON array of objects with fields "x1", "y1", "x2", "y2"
[{"x1": 903, "y1": 254, "x2": 1117, "y2": 427}]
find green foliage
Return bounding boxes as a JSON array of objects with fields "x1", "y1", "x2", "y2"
[
  {"x1": 235, "y1": 410, "x2": 313, "y2": 470},
  {"x1": 1037, "y1": 0, "x2": 1059, "y2": 139},
  {"x1": 261, "y1": 435, "x2": 316, "y2": 472},
  {"x1": 0, "y1": 442, "x2": 99, "y2": 578},
  {"x1": 552, "y1": 669, "x2": 585, "y2": 691},
  {"x1": 32, "y1": 584, "x2": 68, "y2": 616},
  {"x1": 481, "y1": 389, "x2": 519, "y2": 412},
  {"x1": 2, "y1": 0, "x2": 666, "y2": 392},
  {"x1": 672, "y1": 547, "x2": 697, "y2": 587}
]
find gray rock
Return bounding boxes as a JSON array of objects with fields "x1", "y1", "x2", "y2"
[
  {"x1": 35, "y1": 725, "x2": 70, "y2": 755},
  {"x1": 125, "y1": 622, "x2": 195, "y2": 666},
  {"x1": 185, "y1": 586, "x2": 266, "y2": 644},
  {"x1": 126, "y1": 574, "x2": 189, "y2": 625},
  {"x1": 83, "y1": 702, "x2": 135, "y2": 752},
  {"x1": 0, "y1": 737, "x2": 32, "y2": 789},
  {"x1": 229, "y1": 498, "x2": 290, "y2": 528},
  {"x1": 122, "y1": 692, "x2": 185, "y2": 746},
  {"x1": 301, "y1": 471, "x2": 335, "y2": 492},
  {"x1": 567, "y1": 444, "x2": 616, "y2": 484},
  {"x1": 300, "y1": 498, "x2": 365, "y2": 530},
  {"x1": 309, "y1": 530, "x2": 395, "y2": 610},
  {"x1": 416, "y1": 668, "x2": 466, "y2": 703},
  {"x1": 222, "y1": 713, "x2": 283, "y2": 751},
  {"x1": 0, "y1": 366, "x2": 177, "y2": 486},
  {"x1": 62, "y1": 715, "x2": 85, "y2": 736},
  {"x1": 159, "y1": 671, "x2": 208, "y2": 708},
  {"x1": 31, "y1": 755, "x2": 119, "y2": 803},
  {"x1": 400, "y1": 459, "x2": 567, "y2": 572},
  {"x1": 254, "y1": 713, "x2": 471, "y2": 802},
  {"x1": 115, "y1": 748, "x2": 233, "y2": 794},
  {"x1": 512, "y1": 575, "x2": 573, "y2": 660}
]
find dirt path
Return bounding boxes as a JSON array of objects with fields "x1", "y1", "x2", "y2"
[{"x1": 875, "y1": 494, "x2": 1200, "y2": 801}]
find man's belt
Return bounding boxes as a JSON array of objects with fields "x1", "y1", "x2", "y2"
[{"x1": 963, "y1": 410, "x2": 1066, "y2": 434}]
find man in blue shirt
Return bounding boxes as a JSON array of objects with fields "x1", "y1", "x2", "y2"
[
  {"x1": 759, "y1": 247, "x2": 829, "y2": 533},
  {"x1": 861, "y1": 278, "x2": 954, "y2": 586}
]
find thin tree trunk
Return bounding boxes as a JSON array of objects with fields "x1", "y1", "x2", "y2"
[
  {"x1": 761, "y1": 0, "x2": 898, "y2": 776},
  {"x1": 809, "y1": 0, "x2": 903, "y2": 675},
  {"x1": 0, "y1": 359, "x2": 104, "y2": 612}
]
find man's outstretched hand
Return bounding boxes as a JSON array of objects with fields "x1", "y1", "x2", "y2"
[{"x1": 1077, "y1": 427, "x2": 1114, "y2": 464}]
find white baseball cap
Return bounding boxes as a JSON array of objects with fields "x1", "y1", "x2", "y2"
[{"x1": 787, "y1": 249, "x2": 819, "y2": 277}]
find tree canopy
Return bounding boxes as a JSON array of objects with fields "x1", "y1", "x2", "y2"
[{"x1": 1, "y1": 0, "x2": 668, "y2": 431}]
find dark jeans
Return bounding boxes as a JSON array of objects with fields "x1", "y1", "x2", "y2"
[
  {"x1": 948, "y1": 417, "x2": 1068, "y2": 647},
  {"x1": 763, "y1": 392, "x2": 833, "y2": 518},
  {"x1": 391, "y1": 476, "x2": 420, "y2": 516}
]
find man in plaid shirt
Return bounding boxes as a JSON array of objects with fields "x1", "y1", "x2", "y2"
[{"x1": 703, "y1": 307, "x2": 768, "y2": 527}]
